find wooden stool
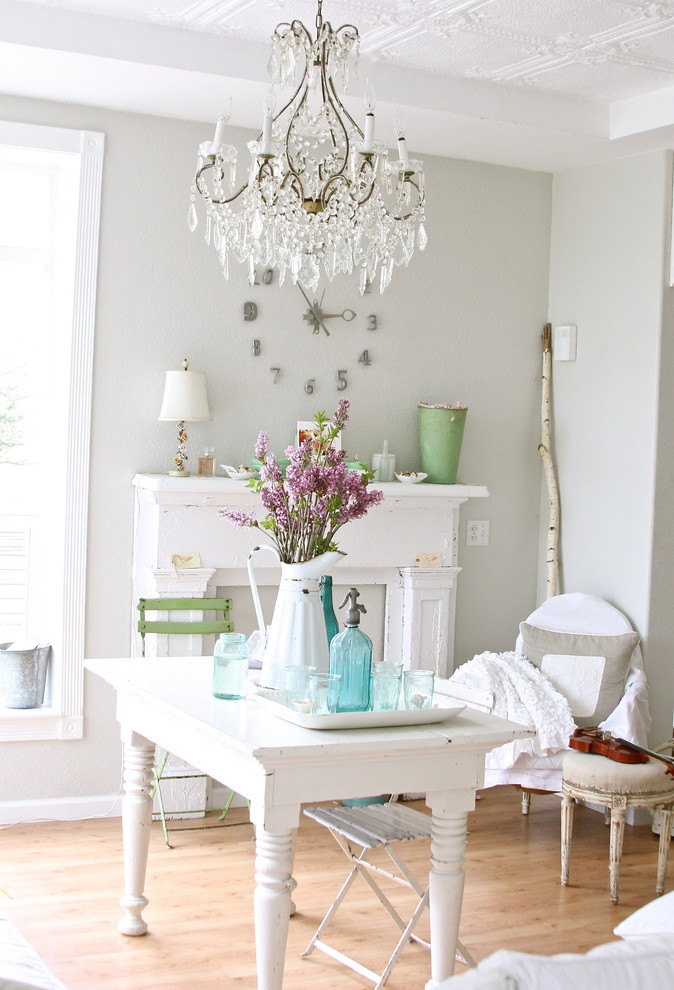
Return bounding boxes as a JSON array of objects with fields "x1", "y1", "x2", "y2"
[
  {"x1": 561, "y1": 750, "x2": 674, "y2": 903},
  {"x1": 302, "y1": 802, "x2": 474, "y2": 988}
]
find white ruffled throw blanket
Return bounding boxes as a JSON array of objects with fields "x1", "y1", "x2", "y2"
[{"x1": 450, "y1": 651, "x2": 576, "y2": 769}]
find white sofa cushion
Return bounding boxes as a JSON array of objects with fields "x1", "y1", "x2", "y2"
[
  {"x1": 614, "y1": 890, "x2": 674, "y2": 939},
  {"x1": 0, "y1": 915, "x2": 66, "y2": 990},
  {"x1": 436, "y1": 935, "x2": 674, "y2": 989}
]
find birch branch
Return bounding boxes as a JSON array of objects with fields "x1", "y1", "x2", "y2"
[{"x1": 538, "y1": 323, "x2": 560, "y2": 598}]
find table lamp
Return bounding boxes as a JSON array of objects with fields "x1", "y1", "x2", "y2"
[{"x1": 158, "y1": 359, "x2": 211, "y2": 476}]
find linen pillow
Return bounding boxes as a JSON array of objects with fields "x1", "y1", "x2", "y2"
[
  {"x1": 519, "y1": 623, "x2": 638, "y2": 726},
  {"x1": 614, "y1": 890, "x2": 674, "y2": 939}
]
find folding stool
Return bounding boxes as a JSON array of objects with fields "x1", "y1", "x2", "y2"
[{"x1": 302, "y1": 802, "x2": 475, "y2": 988}]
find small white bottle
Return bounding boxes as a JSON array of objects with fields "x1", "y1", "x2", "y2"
[{"x1": 372, "y1": 440, "x2": 396, "y2": 482}]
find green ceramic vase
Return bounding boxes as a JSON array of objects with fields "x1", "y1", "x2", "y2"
[{"x1": 418, "y1": 403, "x2": 467, "y2": 484}]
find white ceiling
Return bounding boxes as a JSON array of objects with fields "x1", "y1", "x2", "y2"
[{"x1": 3, "y1": 0, "x2": 674, "y2": 171}]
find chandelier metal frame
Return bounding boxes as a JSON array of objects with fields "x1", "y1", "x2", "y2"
[{"x1": 189, "y1": 0, "x2": 426, "y2": 294}]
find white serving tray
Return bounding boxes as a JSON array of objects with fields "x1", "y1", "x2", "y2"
[{"x1": 254, "y1": 693, "x2": 466, "y2": 730}]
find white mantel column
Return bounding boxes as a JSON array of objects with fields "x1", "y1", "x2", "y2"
[{"x1": 386, "y1": 567, "x2": 461, "y2": 677}]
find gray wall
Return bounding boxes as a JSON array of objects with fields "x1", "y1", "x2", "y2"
[
  {"x1": 547, "y1": 151, "x2": 673, "y2": 745},
  {"x1": 0, "y1": 94, "x2": 551, "y2": 800}
]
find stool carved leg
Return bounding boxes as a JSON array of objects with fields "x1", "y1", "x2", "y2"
[
  {"x1": 560, "y1": 793, "x2": 574, "y2": 886},
  {"x1": 609, "y1": 800, "x2": 626, "y2": 904},
  {"x1": 656, "y1": 805, "x2": 673, "y2": 895}
]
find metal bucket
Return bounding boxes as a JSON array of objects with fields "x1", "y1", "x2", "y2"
[{"x1": 0, "y1": 642, "x2": 51, "y2": 708}]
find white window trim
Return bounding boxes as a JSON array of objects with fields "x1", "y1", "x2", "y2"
[{"x1": 0, "y1": 121, "x2": 104, "y2": 741}]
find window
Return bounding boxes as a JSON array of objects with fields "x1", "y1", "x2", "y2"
[{"x1": 0, "y1": 121, "x2": 104, "y2": 741}]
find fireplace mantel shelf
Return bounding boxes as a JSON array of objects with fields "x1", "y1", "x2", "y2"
[{"x1": 133, "y1": 473, "x2": 488, "y2": 503}]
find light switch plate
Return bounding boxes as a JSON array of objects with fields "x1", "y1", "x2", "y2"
[
  {"x1": 554, "y1": 324, "x2": 577, "y2": 361},
  {"x1": 466, "y1": 521, "x2": 489, "y2": 547}
]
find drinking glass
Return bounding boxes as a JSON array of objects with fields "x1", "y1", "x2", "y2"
[
  {"x1": 309, "y1": 672, "x2": 341, "y2": 715},
  {"x1": 284, "y1": 665, "x2": 316, "y2": 713},
  {"x1": 403, "y1": 669, "x2": 435, "y2": 710},
  {"x1": 370, "y1": 662, "x2": 403, "y2": 711}
]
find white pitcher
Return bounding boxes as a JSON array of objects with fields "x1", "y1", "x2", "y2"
[{"x1": 247, "y1": 545, "x2": 344, "y2": 691}]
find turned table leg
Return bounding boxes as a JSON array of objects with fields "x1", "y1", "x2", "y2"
[
  {"x1": 253, "y1": 825, "x2": 297, "y2": 990},
  {"x1": 424, "y1": 795, "x2": 470, "y2": 988},
  {"x1": 118, "y1": 728, "x2": 155, "y2": 936}
]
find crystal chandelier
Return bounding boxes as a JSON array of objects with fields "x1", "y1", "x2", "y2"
[{"x1": 188, "y1": 0, "x2": 426, "y2": 295}]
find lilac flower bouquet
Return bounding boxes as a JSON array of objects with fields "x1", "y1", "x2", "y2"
[{"x1": 218, "y1": 400, "x2": 384, "y2": 563}]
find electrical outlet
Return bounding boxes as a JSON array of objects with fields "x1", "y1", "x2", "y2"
[{"x1": 466, "y1": 520, "x2": 490, "y2": 547}]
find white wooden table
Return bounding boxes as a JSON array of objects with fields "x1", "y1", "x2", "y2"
[{"x1": 85, "y1": 657, "x2": 532, "y2": 990}]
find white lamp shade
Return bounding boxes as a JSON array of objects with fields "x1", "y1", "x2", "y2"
[{"x1": 158, "y1": 369, "x2": 211, "y2": 422}]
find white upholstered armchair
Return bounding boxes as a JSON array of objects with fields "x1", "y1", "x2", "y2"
[{"x1": 449, "y1": 593, "x2": 651, "y2": 807}]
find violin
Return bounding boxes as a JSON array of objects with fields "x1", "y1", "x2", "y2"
[
  {"x1": 569, "y1": 728, "x2": 674, "y2": 778},
  {"x1": 569, "y1": 728, "x2": 648, "y2": 764}
]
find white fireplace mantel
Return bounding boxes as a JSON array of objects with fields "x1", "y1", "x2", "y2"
[{"x1": 131, "y1": 474, "x2": 488, "y2": 676}]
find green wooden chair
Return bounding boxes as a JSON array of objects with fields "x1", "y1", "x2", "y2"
[
  {"x1": 136, "y1": 596, "x2": 250, "y2": 846},
  {"x1": 137, "y1": 596, "x2": 234, "y2": 657}
]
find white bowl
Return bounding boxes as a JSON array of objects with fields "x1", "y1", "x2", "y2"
[
  {"x1": 220, "y1": 464, "x2": 256, "y2": 480},
  {"x1": 395, "y1": 472, "x2": 428, "y2": 484}
]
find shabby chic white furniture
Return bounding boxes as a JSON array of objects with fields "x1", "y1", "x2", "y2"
[
  {"x1": 131, "y1": 474, "x2": 488, "y2": 675},
  {"x1": 561, "y1": 747, "x2": 674, "y2": 903},
  {"x1": 437, "y1": 889, "x2": 674, "y2": 988},
  {"x1": 458, "y1": 593, "x2": 651, "y2": 811},
  {"x1": 0, "y1": 913, "x2": 66, "y2": 990},
  {"x1": 434, "y1": 934, "x2": 674, "y2": 989},
  {"x1": 84, "y1": 656, "x2": 531, "y2": 990},
  {"x1": 302, "y1": 801, "x2": 476, "y2": 988}
]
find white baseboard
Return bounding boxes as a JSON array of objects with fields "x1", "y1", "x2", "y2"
[
  {"x1": 0, "y1": 793, "x2": 124, "y2": 825},
  {"x1": 0, "y1": 785, "x2": 247, "y2": 825}
]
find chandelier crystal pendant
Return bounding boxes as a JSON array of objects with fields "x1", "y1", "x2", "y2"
[{"x1": 188, "y1": 0, "x2": 427, "y2": 295}]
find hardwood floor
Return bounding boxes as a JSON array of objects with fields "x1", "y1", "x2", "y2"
[{"x1": 1, "y1": 786, "x2": 670, "y2": 989}]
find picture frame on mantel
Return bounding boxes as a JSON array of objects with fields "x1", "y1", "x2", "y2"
[{"x1": 296, "y1": 420, "x2": 342, "y2": 451}]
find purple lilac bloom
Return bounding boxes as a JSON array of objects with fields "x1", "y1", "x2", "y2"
[
  {"x1": 217, "y1": 507, "x2": 258, "y2": 528},
  {"x1": 219, "y1": 402, "x2": 382, "y2": 562},
  {"x1": 254, "y1": 431, "x2": 269, "y2": 461}
]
